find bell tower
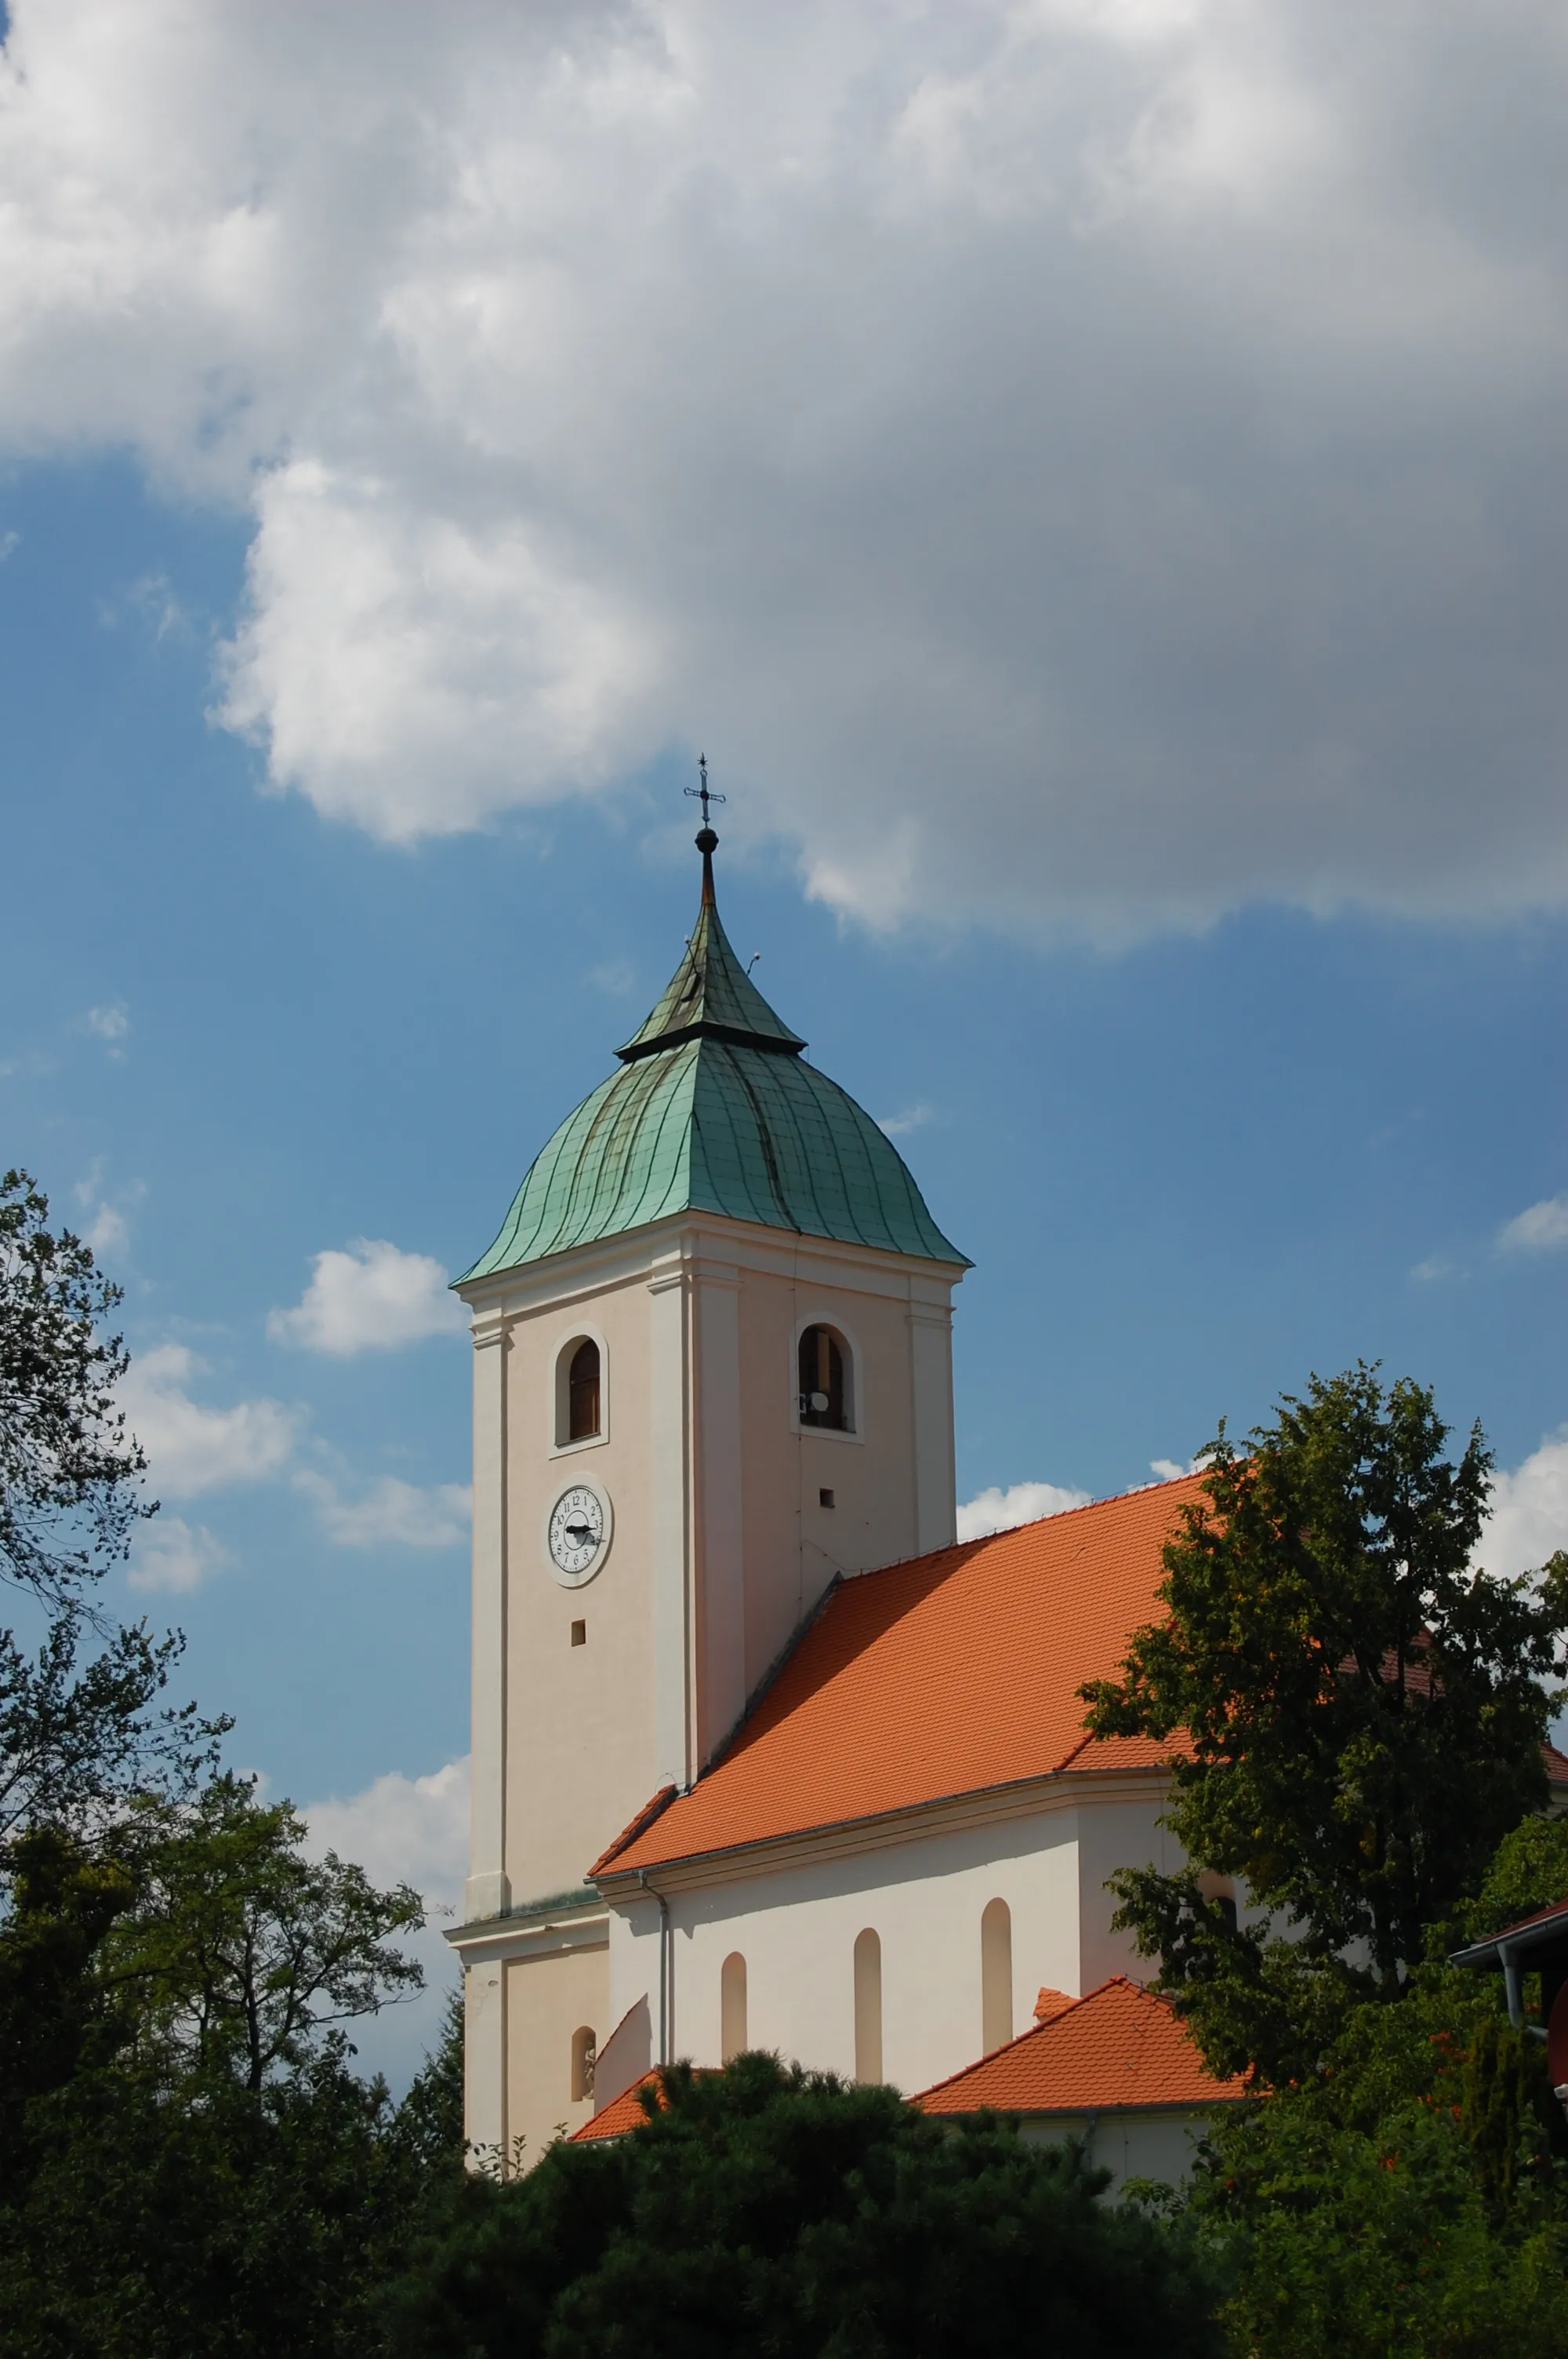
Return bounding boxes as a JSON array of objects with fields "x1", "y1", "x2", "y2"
[{"x1": 447, "y1": 797, "x2": 968, "y2": 2162}]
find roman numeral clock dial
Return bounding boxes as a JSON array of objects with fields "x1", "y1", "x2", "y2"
[{"x1": 545, "y1": 1480, "x2": 613, "y2": 1587}]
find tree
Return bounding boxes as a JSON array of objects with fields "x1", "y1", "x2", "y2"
[
  {"x1": 103, "y1": 1773, "x2": 426, "y2": 2093},
  {"x1": 0, "y1": 1169, "x2": 151, "y2": 1613},
  {"x1": 0, "y1": 1774, "x2": 440, "y2": 2359},
  {"x1": 1171, "y1": 1823, "x2": 1568, "y2": 2359},
  {"x1": 385, "y1": 2052, "x2": 1224, "y2": 2359},
  {"x1": 1081, "y1": 1365, "x2": 1568, "y2": 2082},
  {"x1": 0, "y1": 1609, "x2": 226, "y2": 1848}
]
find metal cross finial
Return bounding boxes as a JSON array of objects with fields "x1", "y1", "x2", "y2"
[{"x1": 684, "y1": 752, "x2": 726, "y2": 830}]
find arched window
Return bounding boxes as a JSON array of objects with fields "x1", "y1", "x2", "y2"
[
  {"x1": 798, "y1": 1325, "x2": 850, "y2": 1431},
  {"x1": 570, "y1": 2024, "x2": 597, "y2": 2103},
  {"x1": 981, "y1": 1898, "x2": 1012, "y2": 2053},
  {"x1": 853, "y1": 1928, "x2": 882, "y2": 2083},
  {"x1": 568, "y1": 1339, "x2": 601, "y2": 1441},
  {"x1": 720, "y1": 1951, "x2": 748, "y2": 2063}
]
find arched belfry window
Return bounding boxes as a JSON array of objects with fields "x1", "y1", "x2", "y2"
[
  {"x1": 798, "y1": 1325, "x2": 850, "y2": 1431},
  {"x1": 568, "y1": 1340, "x2": 601, "y2": 1441}
]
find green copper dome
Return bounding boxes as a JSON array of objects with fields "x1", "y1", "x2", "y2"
[{"x1": 459, "y1": 828, "x2": 967, "y2": 1284}]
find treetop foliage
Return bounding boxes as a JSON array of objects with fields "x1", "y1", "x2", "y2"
[
  {"x1": 387, "y1": 2051, "x2": 1224, "y2": 2359},
  {"x1": 0, "y1": 1169, "x2": 152, "y2": 1612},
  {"x1": 1082, "y1": 1364, "x2": 1568, "y2": 2082}
]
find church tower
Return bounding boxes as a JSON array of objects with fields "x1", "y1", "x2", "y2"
[{"x1": 448, "y1": 801, "x2": 969, "y2": 2161}]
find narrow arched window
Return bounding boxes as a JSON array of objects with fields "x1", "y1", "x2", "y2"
[
  {"x1": 720, "y1": 1951, "x2": 748, "y2": 2063},
  {"x1": 568, "y1": 1339, "x2": 601, "y2": 1441},
  {"x1": 981, "y1": 1899, "x2": 1012, "y2": 2053},
  {"x1": 854, "y1": 1928, "x2": 882, "y2": 2083},
  {"x1": 798, "y1": 1325, "x2": 848, "y2": 1430},
  {"x1": 570, "y1": 2024, "x2": 597, "y2": 2103}
]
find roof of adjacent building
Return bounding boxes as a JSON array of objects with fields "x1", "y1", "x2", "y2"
[
  {"x1": 573, "y1": 2071, "x2": 670, "y2": 2141},
  {"x1": 913, "y1": 1976, "x2": 1247, "y2": 2117},
  {"x1": 1451, "y1": 1888, "x2": 1568, "y2": 1974},
  {"x1": 593, "y1": 1477, "x2": 1207, "y2": 1877},
  {"x1": 458, "y1": 830, "x2": 967, "y2": 1283}
]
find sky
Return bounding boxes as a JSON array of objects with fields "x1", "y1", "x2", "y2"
[{"x1": 2, "y1": 0, "x2": 1567, "y2": 2081}]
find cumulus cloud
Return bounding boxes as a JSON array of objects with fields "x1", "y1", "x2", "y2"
[
  {"x1": 303, "y1": 1756, "x2": 469, "y2": 2092},
  {"x1": 877, "y1": 1104, "x2": 934, "y2": 1139},
  {"x1": 128, "y1": 1514, "x2": 232, "y2": 1595},
  {"x1": 85, "y1": 1002, "x2": 129, "y2": 1044},
  {"x1": 1498, "y1": 1195, "x2": 1568, "y2": 1252},
  {"x1": 956, "y1": 1478, "x2": 1092, "y2": 1542},
  {"x1": 1480, "y1": 1434, "x2": 1568, "y2": 1584},
  {"x1": 0, "y1": 2, "x2": 1563, "y2": 938},
  {"x1": 268, "y1": 1239, "x2": 464, "y2": 1356},
  {"x1": 296, "y1": 1469, "x2": 471, "y2": 1550},
  {"x1": 121, "y1": 1343, "x2": 298, "y2": 1496}
]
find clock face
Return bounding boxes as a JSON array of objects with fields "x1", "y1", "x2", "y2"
[{"x1": 546, "y1": 1481, "x2": 612, "y2": 1587}]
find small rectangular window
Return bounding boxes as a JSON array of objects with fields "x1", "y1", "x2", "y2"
[
  {"x1": 819, "y1": 1487, "x2": 835, "y2": 1508},
  {"x1": 570, "y1": 1619, "x2": 586, "y2": 1647}
]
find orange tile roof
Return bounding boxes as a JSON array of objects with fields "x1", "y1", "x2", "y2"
[
  {"x1": 597, "y1": 1477, "x2": 1205, "y2": 1876},
  {"x1": 572, "y1": 2071, "x2": 665, "y2": 2140},
  {"x1": 1033, "y1": 1986, "x2": 1076, "y2": 2023},
  {"x1": 913, "y1": 1976, "x2": 1246, "y2": 2116}
]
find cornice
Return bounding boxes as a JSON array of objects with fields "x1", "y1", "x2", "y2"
[
  {"x1": 445, "y1": 1892, "x2": 610, "y2": 1965},
  {"x1": 456, "y1": 1209, "x2": 966, "y2": 1325},
  {"x1": 596, "y1": 1761, "x2": 1170, "y2": 1898}
]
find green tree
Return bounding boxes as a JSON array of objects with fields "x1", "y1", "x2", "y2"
[
  {"x1": 104, "y1": 1772, "x2": 426, "y2": 2093},
  {"x1": 0, "y1": 1776, "x2": 439, "y2": 2358},
  {"x1": 386, "y1": 2052, "x2": 1224, "y2": 2359},
  {"x1": 1081, "y1": 1365, "x2": 1568, "y2": 2081},
  {"x1": 0, "y1": 1169, "x2": 151, "y2": 1612}
]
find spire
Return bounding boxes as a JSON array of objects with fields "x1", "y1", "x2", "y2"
[{"x1": 616, "y1": 763, "x2": 807, "y2": 1063}]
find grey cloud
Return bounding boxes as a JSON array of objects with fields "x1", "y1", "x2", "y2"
[{"x1": 1, "y1": 0, "x2": 1564, "y2": 937}]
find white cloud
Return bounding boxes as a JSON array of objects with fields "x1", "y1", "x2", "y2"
[
  {"x1": 85, "y1": 1003, "x2": 129, "y2": 1059},
  {"x1": 1479, "y1": 1434, "x2": 1568, "y2": 1584},
  {"x1": 304, "y1": 1754, "x2": 469, "y2": 1905},
  {"x1": 296, "y1": 1469, "x2": 471, "y2": 1551},
  {"x1": 268, "y1": 1238, "x2": 464, "y2": 1356},
  {"x1": 877, "y1": 1103, "x2": 934, "y2": 1139},
  {"x1": 0, "y1": 2, "x2": 1563, "y2": 938},
  {"x1": 1498, "y1": 1196, "x2": 1568, "y2": 1252},
  {"x1": 0, "y1": 529, "x2": 20, "y2": 563},
  {"x1": 956, "y1": 1478, "x2": 1092, "y2": 1542},
  {"x1": 128, "y1": 1514, "x2": 232, "y2": 1595},
  {"x1": 302, "y1": 1755, "x2": 469, "y2": 2094},
  {"x1": 121, "y1": 1343, "x2": 298, "y2": 1497},
  {"x1": 73, "y1": 1163, "x2": 142, "y2": 1262},
  {"x1": 1410, "y1": 1255, "x2": 1462, "y2": 1285}
]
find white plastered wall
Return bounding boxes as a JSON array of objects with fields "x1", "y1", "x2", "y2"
[{"x1": 603, "y1": 1793, "x2": 1181, "y2": 2104}]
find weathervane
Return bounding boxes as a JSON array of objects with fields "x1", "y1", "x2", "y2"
[{"x1": 685, "y1": 752, "x2": 726, "y2": 832}]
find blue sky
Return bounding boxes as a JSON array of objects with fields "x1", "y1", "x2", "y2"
[{"x1": 2, "y1": 1, "x2": 1566, "y2": 2077}]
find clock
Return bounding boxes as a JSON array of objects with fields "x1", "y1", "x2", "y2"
[{"x1": 545, "y1": 1479, "x2": 613, "y2": 1587}]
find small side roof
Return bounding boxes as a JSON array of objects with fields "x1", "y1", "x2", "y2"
[
  {"x1": 912, "y1": 1976, "x2": 1247, "y2": 2117},
  {"x1": 593, "y1": 1477, "x2": 1207, "y2": 1878},
  {"x1": 1451, "y1": 1889, "x2": 1568, "y2": 1974}
]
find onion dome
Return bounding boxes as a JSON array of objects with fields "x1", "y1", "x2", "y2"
[{"x1": 459, "y1": 817, "x2": 967, "y2": 1281}]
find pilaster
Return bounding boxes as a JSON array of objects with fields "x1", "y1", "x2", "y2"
[{"x1": 466, "y1": 1314, "x2": 511, "y2": 1921}]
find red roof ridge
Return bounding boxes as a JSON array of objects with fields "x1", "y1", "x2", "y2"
[
  {"x1": 911, "y1": 1974, "x2": 1246, "y2": 2117},
  {"x1": 911, "y1": 1976, "x2": 1141, "y2": 2106},
  {"x1": 590, "y1": 1783, "x2": 678, "y2": 1878}
]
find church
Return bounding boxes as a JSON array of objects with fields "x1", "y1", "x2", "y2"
[{"x1": 445, "y1": 802, "x2": 1240, "y2": 2181}]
